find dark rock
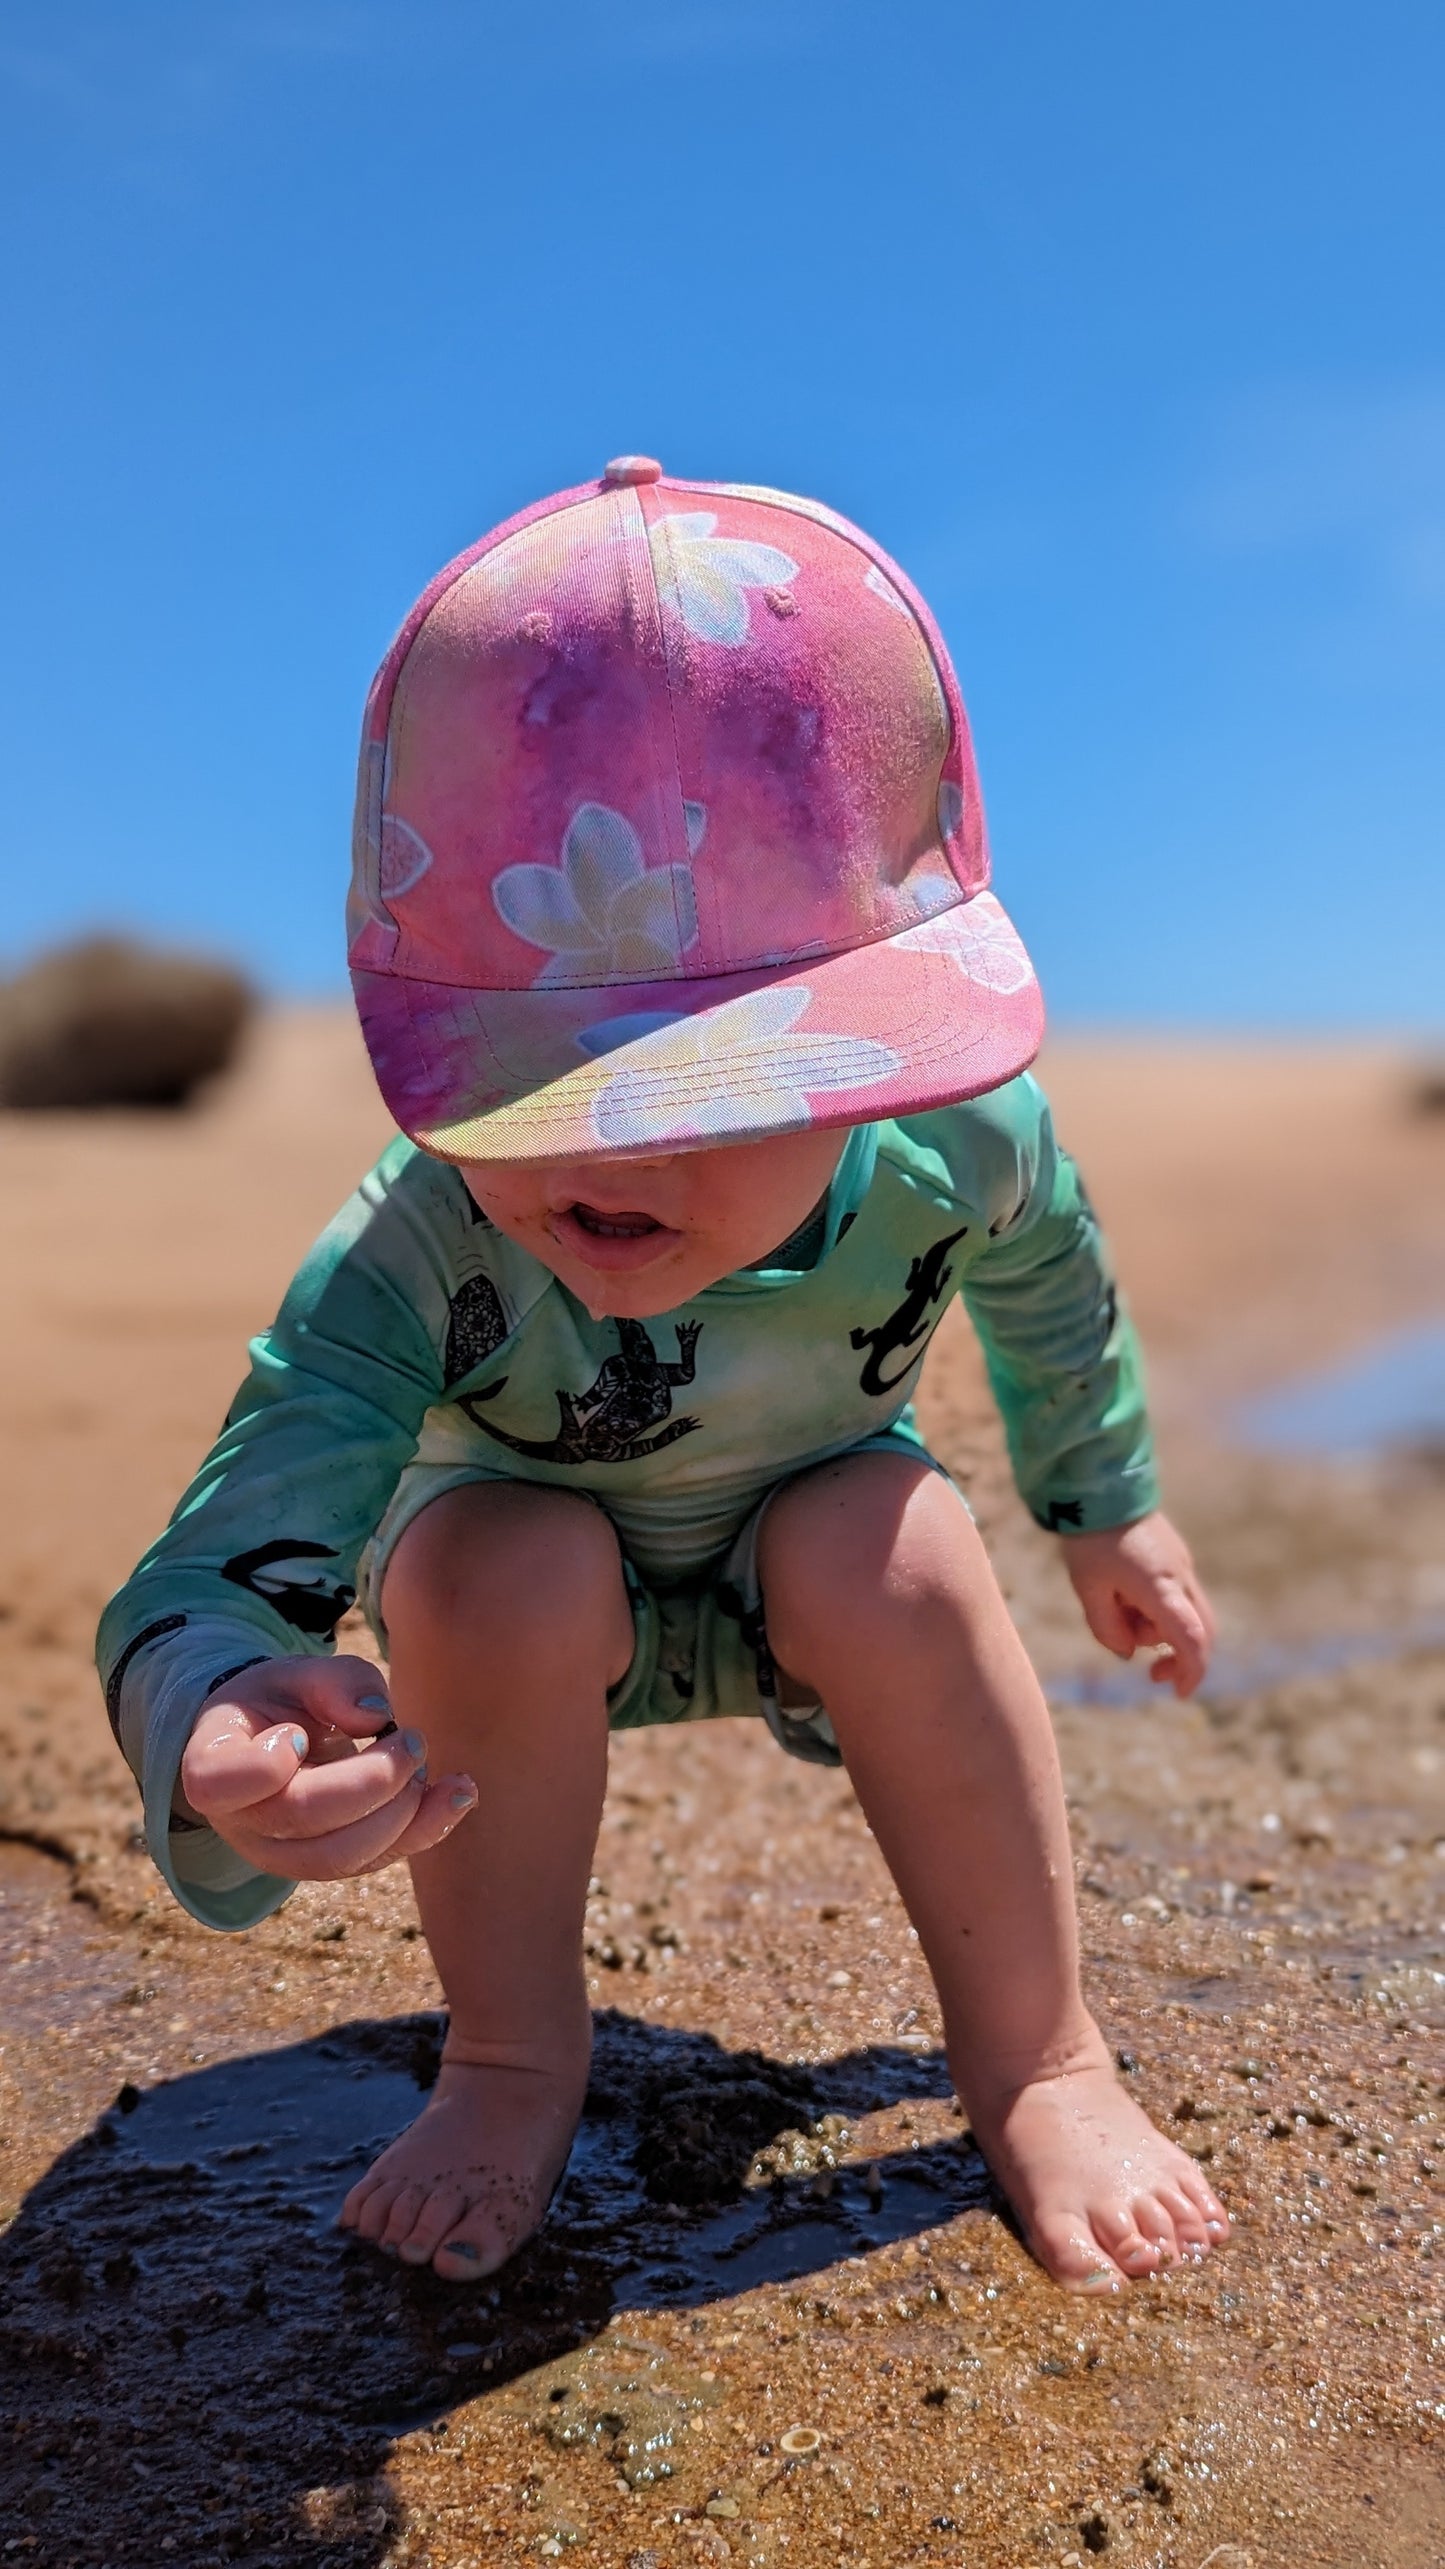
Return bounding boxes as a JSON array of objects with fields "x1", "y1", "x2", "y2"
[{"x1": 0, "y1": 936, "x2": 253, "y2": 1111}]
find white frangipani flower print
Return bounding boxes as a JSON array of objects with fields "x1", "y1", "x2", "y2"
[
  {"x1": 864, "y1": 562, "x2": 912, "y2": 615},
  {"x1": 648, "y1": 512, "x2": 800, "y2": 645},
  {"x1": 908, "y1": 892, "x2": 1035, "y2": 996},
  {"x1": 493, "y1": 802, "x2": 700, "y2": 987},
  {"x1": 353, "y1": 738, "x2": 435, "y2": 925},
  {"x1": 579, "y1": 985, "x2": 900, "y2": 1149}
]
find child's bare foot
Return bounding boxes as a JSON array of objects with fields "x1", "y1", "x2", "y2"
[
  {"x1": 338, "y1": 2035, "x2": 589, "y2": 2281},
  {"x1": 967, "y1": 2047, "x2": 1230, "y2": 2293}
]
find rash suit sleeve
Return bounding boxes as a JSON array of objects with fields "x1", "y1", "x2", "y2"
[
  {"x1": 954, "y1": 1078, "x2": 1160, "y2": 1535},
  {"x1": 94, "y1": 1139, "x2": 454, "y2": 1932}
]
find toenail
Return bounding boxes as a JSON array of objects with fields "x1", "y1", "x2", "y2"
[
  {"x1": 402, "y1": 1728, "x2": 426, "y2": 1759},
  {"x1": 441, "y1": 2238, "x2": 482, "y2": 2261},
  {"x1": 1077, "y1": 2269, "x2": 1121, "y2": 2294}
]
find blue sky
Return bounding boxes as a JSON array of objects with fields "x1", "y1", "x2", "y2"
[{"x1": 2, "y1": 1, "x2": 1441, "y2": 1026}]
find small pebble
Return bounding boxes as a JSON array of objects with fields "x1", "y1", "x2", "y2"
[{"x1": 779, "y1": 2426, "x2": 823, "y2": 2455}]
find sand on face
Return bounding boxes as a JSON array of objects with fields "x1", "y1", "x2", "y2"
[{"x1": 0, "y1": 1015, "x2": 1442, "y2": 2566}]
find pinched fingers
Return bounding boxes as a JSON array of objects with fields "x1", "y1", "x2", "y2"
[
  {"x1": 355, "y1": 1774, "x2": 479, "y2": 1871},
  {"x1": 181, "y1": 1701, "x2": 311, "y2": 1820},
  {"x1": 255, "y1": 1727, "x2": 430, "y2": 1841},
  {"x1": 290, "y1": 1655, "x2": 396, "y2": 1743},
  {"x1": 234, "y1": 1771, "x2": 477, "y2": 1881},
  {"x1": 1076, "y1": 1580, "x2": 1142, "y2": 1661}
]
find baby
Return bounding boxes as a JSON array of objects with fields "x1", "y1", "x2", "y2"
[{"x1": 99, "y1": 457, "x2": 1227, "y2": 2293}]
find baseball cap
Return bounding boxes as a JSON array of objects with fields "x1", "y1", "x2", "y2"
[{"x1": 349, "y1": 457, "x2": 1043, "y2": 1161}]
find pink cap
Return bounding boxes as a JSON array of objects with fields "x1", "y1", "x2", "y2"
[{"x1": 349, "y1": 461, "x2": 1043, "y2": 1159}]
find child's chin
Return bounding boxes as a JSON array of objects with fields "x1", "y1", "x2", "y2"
[
  {"x1": 572, "y1": 1273, "x2": 685, "y2": 1321},
  {"x1": 560, "y1": 1254, "x2": 711, "y2": 1321}
]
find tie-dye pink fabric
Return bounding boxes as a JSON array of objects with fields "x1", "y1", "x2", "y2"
[{"x1": 349, "y1": 461, "x2": 1043, "y2": 1159}]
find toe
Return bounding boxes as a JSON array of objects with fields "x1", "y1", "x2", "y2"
[
  {"x1": 351, "y1": 2180, "x2": 405, "y2": 2245},
  {"x1": 379, "y1": 2182, "x2": 433, "y2": 2251},
  {"x1": 1092, "y1": 2197, "x2": 1168, "y2": 2275},
  {"x1": 338, "y1": 2174, "x2": 374, "y2": 2230},
  {"x1": 394, "y1": 2184, "x2": 471, "y2": 2265},
  {"x1": 1027, "y1": 2208, "x2": 1124, "y2": 2295},
  {"x1": 432, "y1": 2193, "x2": 534, "y2": 2283},
  {"x1": 1180, "y1": 2166, "x2": 1230, "y2": 2237},
  {"x1": 1130, "y1": 2191, "x2": 1185, "y2": 2265},
  {"x1": 1158, "y1": 2182, "x2": 1212, "y2": 2260}
]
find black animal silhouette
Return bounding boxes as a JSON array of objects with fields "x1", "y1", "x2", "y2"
[
  {"x1": 461, "y1": 1319, "x2": 703, "y2": 1464},
  {"x1": 220, "y1": 1540, "x2": 356, "y2": 1637},
  {"x1": 444, "y1": 1271, "x2": 511, "y2": 1390},
  {"x1": 849, "y1": 1226, "x2": 968, "y2": 1396}
]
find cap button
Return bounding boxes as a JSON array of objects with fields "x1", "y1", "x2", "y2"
[{"x1": 603, "y1": 455, "x2": 663, "y2": 487}]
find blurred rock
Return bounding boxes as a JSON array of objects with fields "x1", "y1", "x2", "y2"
[
  {"x1": 1406, "y1": 1059, "x2": 1445, "y2": 1115},
  {"x1": 0, "y1": 935, "x2": 254, "y2": 1110}
]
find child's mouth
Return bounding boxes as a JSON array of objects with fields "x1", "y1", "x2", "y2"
[{"x1": 550, "y1": 1200, "x2": 683, "y2": 1272}]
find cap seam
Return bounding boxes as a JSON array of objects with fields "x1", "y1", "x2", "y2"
[
  {"x1": 625, "y1": 488, "x2": 696, "y2": 972},
  {"x1": 374, "y1": 875, "x2": 979, "y2": 995}
]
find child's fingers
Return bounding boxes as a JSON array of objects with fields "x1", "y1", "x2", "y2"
[
  {"x1": 1143, "y1": 1583, "x2": 1211, "y2": 1696},
  {"x1": 256, "y1": 1728, "x2": 429, "y2": 1840},
  {"x1": 358, "y1": 1773, "x2": 479, "y2": 1868},
  {"x1": 1185, "y1": 1573, "x2": 1219, "y2": 1654},
  {"x1": 287, "y1": 1656, "x2": 395, "y2": 1743},
  {"x1": 240, "y1": 1772, "x2": 434, "y2": 1879},
  {"x1": 1079, "y1": 1583, "x2": 1141, "y2": 1660},
  {"x1": 181, "y1": 1703, "x2": 310, "y2": 1818}
]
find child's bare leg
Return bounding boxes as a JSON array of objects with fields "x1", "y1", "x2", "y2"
[
  {"x1": 338, "y1": 1485, "x2": 632, "y2": 2280},
  {"x1": 759, "y1": 1454, "x2": 1229, "y2": 2292}
]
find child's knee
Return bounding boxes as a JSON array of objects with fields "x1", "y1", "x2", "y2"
[
  {"x1": 382, "y1": 1484, "x2": 632, "y2": 1679},
  {"x1": 761, "y1": 1454, "x2": 992, "y2": 1679}
]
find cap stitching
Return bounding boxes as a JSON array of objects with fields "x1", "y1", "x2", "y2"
[{"x1": 638, "y1": 491, "x2": 710, "y2": 975}]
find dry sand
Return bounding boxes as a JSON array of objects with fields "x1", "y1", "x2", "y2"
[{"x1": 0, "y1": 1014, "x2": 1441, "y2": 2568}]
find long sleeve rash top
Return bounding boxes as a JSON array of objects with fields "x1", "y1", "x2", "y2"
[{"x1": 96, "y1": 1074, "x2": 1157, "y2": 1931}]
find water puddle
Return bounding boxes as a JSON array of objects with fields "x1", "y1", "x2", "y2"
[
  {"x1": 0, "y1": 2006, "x2": 979, "y2": 2457},
  {"x1": 105, "y1": 2019, "x2": 428, "y2": 2217},
  {"x1": 1048, "y1": 1611, "x2": 1445, "y2": 1708},
  {"x1": 1237, "y1": 1318, "x2": 1445, "y2": 1458}
]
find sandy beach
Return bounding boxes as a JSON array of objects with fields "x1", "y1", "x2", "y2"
[{"x1": 0, "y1": 1014, "x2": 1441, "y2": 2568}]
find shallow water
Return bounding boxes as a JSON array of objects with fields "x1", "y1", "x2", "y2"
[
  {"x1": 1048, "y1": 1609, "x2": 1445, "y2": 1707},
  {"x1": 1238, "y1": 1317, "x2": 1445, "y2": 1456}
]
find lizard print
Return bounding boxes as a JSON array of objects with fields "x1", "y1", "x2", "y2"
[
  {"x1": 460, "y1": 1318, "x2": 703, "y2": 1465},
  {"x1": 849, "y1": 1225, "x2": 969, "y2": 1397}
]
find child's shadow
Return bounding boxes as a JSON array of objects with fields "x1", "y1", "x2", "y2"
[{"x1": 0, "y1": 2008, "x2": 996, "y2": 2561}]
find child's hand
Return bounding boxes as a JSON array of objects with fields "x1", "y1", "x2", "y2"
[
  {"x1": 178, "y1": 1656, "x2": 478, "y2": 1879},
  {"x1": 1058, "y1": 1511, "x2": 1216, "y2": 1699}
]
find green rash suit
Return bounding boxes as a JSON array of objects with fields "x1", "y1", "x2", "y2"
[{"x1": 96, "y1": 1073, "x2": 1158, "y2": 1933}]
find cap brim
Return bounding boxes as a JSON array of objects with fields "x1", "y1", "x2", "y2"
[{"x1": 354, "y1": 892, "x2": 1044, "y2": 1162}]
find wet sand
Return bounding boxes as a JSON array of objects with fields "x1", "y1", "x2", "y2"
[{"x1": 0, "y1": 1016, "x2": 1441, "y2": 2567}]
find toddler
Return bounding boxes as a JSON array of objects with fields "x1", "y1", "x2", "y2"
[{"x1": 99, "y1": 457, "x2": 1227, "y2": 2293}]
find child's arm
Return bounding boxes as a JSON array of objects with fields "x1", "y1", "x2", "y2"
[
  {"x1": 95, "y1": 1140, "x2": 473, "y2": 1928},
  {"x1": 954, "y1": 1078, "x2": 1214, "y2": 1696}
]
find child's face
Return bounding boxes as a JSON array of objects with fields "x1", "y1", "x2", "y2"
[{"x1": 453, "y1": 1125, "x2": 850, "y2": 1319}]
